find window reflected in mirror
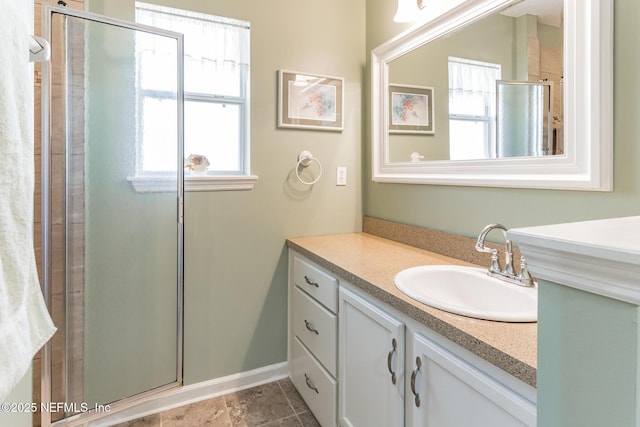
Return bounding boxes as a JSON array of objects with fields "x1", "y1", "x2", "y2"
[{"x1": 448, "y1": 57, "x2": 501, "y2": 160}]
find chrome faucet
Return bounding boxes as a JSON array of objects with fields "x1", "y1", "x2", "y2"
[{"x1": 475, "y1": 224, "x2": 534, "y2": 287}]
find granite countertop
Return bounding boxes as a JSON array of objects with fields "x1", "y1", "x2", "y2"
[{"x1": 286, "y1": 232, "x2": 537, "y2": 388}]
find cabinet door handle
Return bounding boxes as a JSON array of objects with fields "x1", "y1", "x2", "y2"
[
  {"x1": 304, "y1": 275, "x2": 319, "y2": 288},
  {"x1": 304, "y1": 319, "x2": 319, "y2": 335},
  {"x1": 304, "y1": 373, "x2": 319, "y2": 394},
  {"x1": 410, "y1": 356, "x2": 422, "y2": 407},
  {"x1": 387, "y1": 338, "x2": 397, "y2": 385}
]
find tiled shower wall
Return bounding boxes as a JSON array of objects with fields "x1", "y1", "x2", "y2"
[
  {"x1": 527, "y1": 35, "x2": 564, "y2": 154},
  {"x1": 33, "y1": 1, "x2": 85, "y2": 425}
]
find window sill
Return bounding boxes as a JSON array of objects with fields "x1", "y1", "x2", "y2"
[{"x1": 127, "y1": 175, "x2": 259, "y2": 192}]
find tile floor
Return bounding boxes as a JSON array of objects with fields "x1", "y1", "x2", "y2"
[{"x1": 112, "y1": 379, "x2": 320, "y2": 427}]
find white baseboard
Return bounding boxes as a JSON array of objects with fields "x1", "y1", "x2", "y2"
[{"x1": 87, "y1": 362, "x2": 288, "y2": 427}]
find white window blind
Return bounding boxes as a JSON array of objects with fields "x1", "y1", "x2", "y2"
[{"x1": 134, "y1": 3, "x2": 252, "y2": 186}]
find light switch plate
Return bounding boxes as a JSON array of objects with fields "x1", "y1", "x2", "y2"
[{"x1": 336, "y1": 167, "x2": 347, "y2": 186}]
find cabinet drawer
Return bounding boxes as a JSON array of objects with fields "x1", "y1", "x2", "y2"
[
  {"x1": 290, "y1": 337, "x2": 337, "y2": 427},
  {"x1": 293, "y1": 286, "x2": 337, "y2": 376},
  {"x1": 293, "y1": 254, "x2": 338, "y2": 313}
]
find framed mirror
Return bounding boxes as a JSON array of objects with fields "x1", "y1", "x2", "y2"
[{"x1": 371, "y1": 0, "x2": 613, "y2": 190}]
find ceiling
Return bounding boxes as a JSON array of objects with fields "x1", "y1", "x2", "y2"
[{"x1": 501, "y1": 0, "x2": 564, "y2": 28}]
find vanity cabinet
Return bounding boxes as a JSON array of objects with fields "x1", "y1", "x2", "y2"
[
  {"x1": 338, "y1": 283, "x2": 536, "y2": 427},
  {"x1": 288, "y1": 250, "x2": 536, "y2": 427},
  {"x1": 288, "y1": 252, "x2": 338, "y2": 427},
  {"x1": 338, "y1": 286, "x2": 405, "y2": 427}
]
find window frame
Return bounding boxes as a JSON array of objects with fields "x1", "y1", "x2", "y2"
[
  {"x1": 447, "y1": 56, "x2": 501, "y2": 160},
  {"x1": 129, "y1": 2, "x2": 257, "y2": 192}
]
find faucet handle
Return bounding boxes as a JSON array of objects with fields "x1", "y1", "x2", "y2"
[
  {"x1": 489, "y1": 250, "x2": 501, "y2": 273},
  {"x1": 516, "y1": 255, "x2": 535, "y2": 287}
]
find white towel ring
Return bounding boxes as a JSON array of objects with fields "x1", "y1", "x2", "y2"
[{"x1": 295, "y1": 151, "x2": 323, "y2": 185}]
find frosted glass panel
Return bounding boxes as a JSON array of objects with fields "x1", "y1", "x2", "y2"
[
  {"x1": 82, "y1": 17, "x2": 179, "y2": 406},
  {"x1": 45, "y1": 8, "x2": 182, "y2": 421},
  {"x1": 496, "y1": 81, "x2": 552, "y2": 157}
]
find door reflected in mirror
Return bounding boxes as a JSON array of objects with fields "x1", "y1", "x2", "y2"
[{"x1": 496, "y1": 80, "x2": 554, "y2": 158}]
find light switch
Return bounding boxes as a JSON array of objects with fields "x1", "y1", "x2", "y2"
[{"x1": 336, "y1": 167, "x2": 347, "y2": 186}]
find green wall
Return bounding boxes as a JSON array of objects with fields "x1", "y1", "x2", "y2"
[
  {"x1": 365, "y1": 0, "x2": 640, "y2": 238},
  {"x1": 0, "y1": 370, "x2": 32, "y2": 427},
  {"x1": 88, "y1": 0, "x2": 364, "y2": 385},
  {"x1": 537, "y1": 280, "x2": 639, "y2": 426}
]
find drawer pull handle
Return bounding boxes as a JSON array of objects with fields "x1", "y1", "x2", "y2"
[
  {"x1": 304, "y1": 373, "x2": 319, "y2": 394},
  {"x1": 387, "y1": 338, "x2": 397, "y2": 385},
  {"x1": 304, "y1": 320, "x2": 319, "y2": 335},
  {"x1": 411, "y1": 356, "x2": 422, "y2": 408},
  {"x1": 304, "y1": 275, "x2": 319, "y2": 288}
]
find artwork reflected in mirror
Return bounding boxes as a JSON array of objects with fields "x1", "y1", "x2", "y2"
[
  {"x1": 387, "y1": 1, "x2": 563, "y2": 163},
  {"x1": 388, "y1": 84, "x2": 435, "y2": 135}
]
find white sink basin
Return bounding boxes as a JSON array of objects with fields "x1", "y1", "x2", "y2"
[{"x1": 394, "y1": 265, "x2": 537, "y2": 322}]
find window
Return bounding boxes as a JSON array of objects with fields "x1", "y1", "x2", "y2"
[
  {"x1": 133, "y1": 3, "x2": 256, "y2": 191},
  {"x1": 448, "y1": 57, "x2": 501, "y2": 160}
]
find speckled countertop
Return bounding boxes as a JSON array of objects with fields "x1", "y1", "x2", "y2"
[{"x1": 286, "y1": 232, "x2": 537, "y2": 388}]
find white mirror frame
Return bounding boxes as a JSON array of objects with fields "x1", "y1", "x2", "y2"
[{"x1": 372, "y1": 0, "x2": 613, "y2": 191}]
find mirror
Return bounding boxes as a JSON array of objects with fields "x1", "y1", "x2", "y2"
[{"x1": 372, "y1": 0, "x2": 613, "y2": 190}]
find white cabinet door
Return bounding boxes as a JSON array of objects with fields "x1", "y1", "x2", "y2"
[
  {"x1": 407, "y1": 332, "x2": 536, "y2": 427},
  {"x1": 338, "y1": 286, "x2": 405, "y2": 427}
]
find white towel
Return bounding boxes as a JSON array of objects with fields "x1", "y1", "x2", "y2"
[{"x1": 0, "y1": 1, "x2": 56, "y2": 401}]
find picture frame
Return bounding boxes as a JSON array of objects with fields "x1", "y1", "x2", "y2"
[
  {"x1": 388, "y1": 84, "x2": 435, "y2": 134},
  {"x1": 278, "y1": 70, "x2": 344, "y2": 131}
]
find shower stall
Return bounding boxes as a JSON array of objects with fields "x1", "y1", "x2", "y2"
[
  {"x1": 39, "y1": 5, "x2": 184, "y2": 425},
  {"x1": 495, "y1": 80, "x2": 554, "y2": 157}
]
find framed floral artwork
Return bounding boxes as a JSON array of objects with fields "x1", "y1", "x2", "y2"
[
  {"x1": 388, "y1": 84, "x2": 434, "y2": 134},
  {"x1": 278, "y1": 70, "x2": 344, "y2": 131}
]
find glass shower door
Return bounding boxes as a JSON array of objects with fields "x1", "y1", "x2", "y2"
[
  {"x1": 41, "y1": 5, "x2": 183, "y2": 425},
  {"x1": 496, "y1": 80, "x2": 553, "y2": 157}
]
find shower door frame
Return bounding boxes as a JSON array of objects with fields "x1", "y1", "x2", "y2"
[{"x1": 40, "y1": 5, "x2": 185, "y2": 426}]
